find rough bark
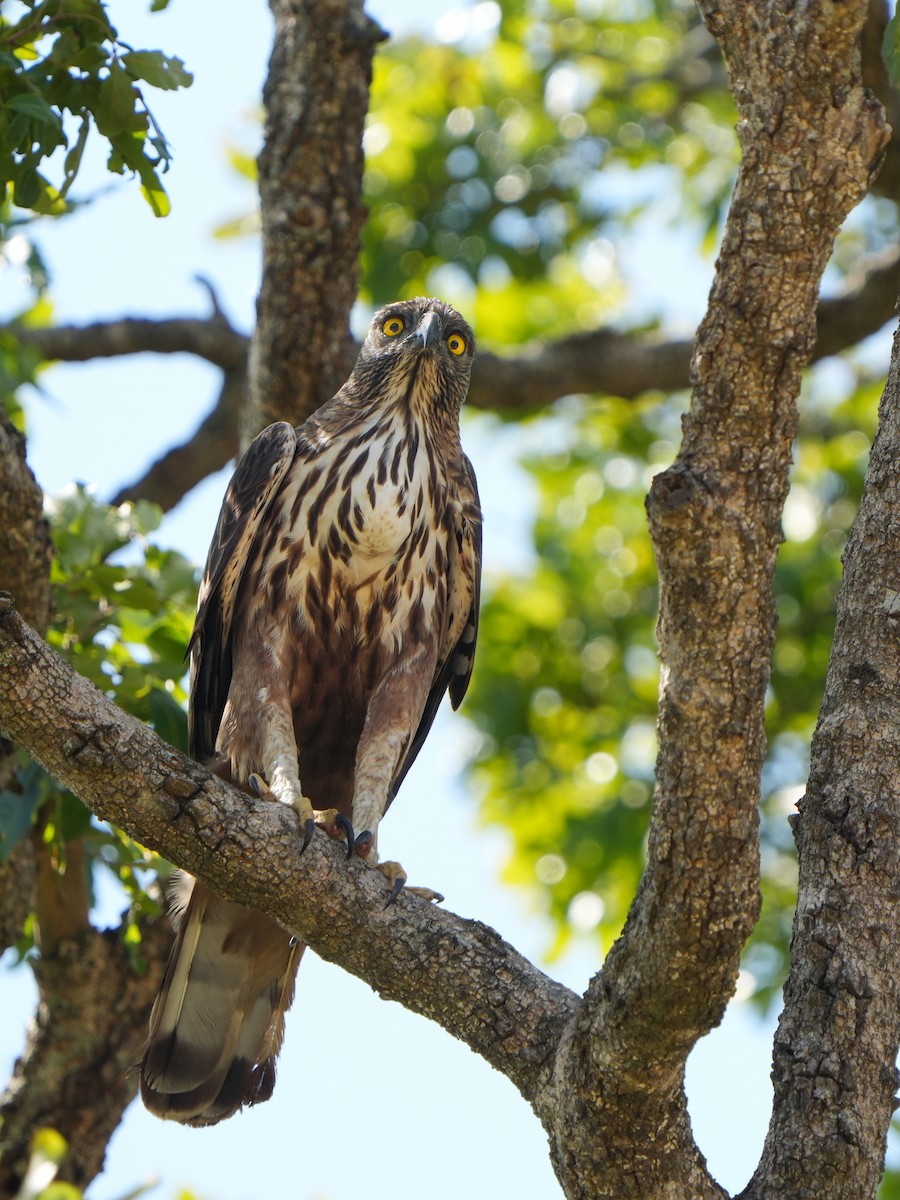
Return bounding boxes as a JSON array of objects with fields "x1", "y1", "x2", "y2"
[
  {"x1": 244, "y1": 0, "x2": 384, "y2": 444},
  {"x1": 741, "y1": 333, "x2": 900, "y2": 1200},
  {"x1": 862, "y1": 0, "x2": 900, "y2": 201},
  {"x1": 6, "y1": 313, "x2": 248, "y2": 372},
  {"x1": 0, "y1": 416, "x2": 50, "y2": 955},
  {"x1": 0, "y1": 841, "x2": 33, "y2": 958},
  {"x1": 0, "y1": 417, "x2": 53, "y2": 635},
  {"x1": 526, "y1": 0, "x2": 890, "y2": 1196}
]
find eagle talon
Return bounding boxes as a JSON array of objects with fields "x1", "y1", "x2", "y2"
[
  {"x1": 248, "y1": 772, "x2": 268, "y2": 799},
  {"x1": 406, "y1": 885, "x2": 445, "y2": 903},
  {"x1": 377, "y1": 860, "x2": 408, "y2": 906},
  {"x1": 300, "y1": 816, "x2": 315, "y2": 853},
  {"x1": 385, "y1": 876, "x2": 405, "y2": 908},
  {"x1": 334, "y1": 813, "x2": 356, "y2": 858},
  {"x1": 353, "y1": 830, "x2": 374, "y2": 858}
]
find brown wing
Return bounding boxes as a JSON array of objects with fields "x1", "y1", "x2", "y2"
[
  {"x1": 188, "y1": 421, "x2": 298, "y2": 760},
  {"x1": 388, "y1": 454, "x2": 482, "y2": 803},
  {"x1": 447, "y1": 455, "x2": 483, "y2": 710}
]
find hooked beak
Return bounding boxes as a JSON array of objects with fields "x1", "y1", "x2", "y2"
[{"x1": 415, "y1": 310, "x2": 441, "y2": 349}]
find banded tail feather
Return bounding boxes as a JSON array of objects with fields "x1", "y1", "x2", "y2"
[{"x1": 140, "y1": 873, "x2": 301, "y2": 1126}]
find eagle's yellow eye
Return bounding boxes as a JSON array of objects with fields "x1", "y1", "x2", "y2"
[
  {"x1": 383, "y1": 316, "x2": 405, "y2": 337},
  {"x1": 447, "y1": 333, "x2": 466, "y2": 356}
]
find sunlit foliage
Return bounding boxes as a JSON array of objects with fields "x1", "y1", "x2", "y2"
[{"x1": 0, "y1": 0, "x2": 190, "y2": 216}]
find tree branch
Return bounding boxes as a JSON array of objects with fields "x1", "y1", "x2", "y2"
[
  {"x1": 527, "y1": 1, "x2": 890, "y2": 1196},
  {"x1": 0, "y1": 597, "x2": 579, "y2": 1111},
  {"x1": 245, "y1": 0, "x2": 384, "y2": 442},
  {"x1": 742, "y1": 332, "x2": 900, "y2": 1200},
  {"x1": 0, "y1": 910, "x2": 171, "y2": 1194},
  {"x1": 7, "y1": 239, "x2": 897, "y2": 396},
  {"x1": 10, "y1": 313, "x2": 248, "y2": 372},
  {"x1": 7, "y1": 241, "x2": 898, "y2": 519}
]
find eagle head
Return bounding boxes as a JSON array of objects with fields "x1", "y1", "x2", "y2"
[{"x1": 350, "y1": 297, "x2": 476, "y2": 417}]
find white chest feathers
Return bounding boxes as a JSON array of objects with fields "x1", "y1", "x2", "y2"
[{"x1": 260, "y1": 424, "x2": 452, "y2": 635}]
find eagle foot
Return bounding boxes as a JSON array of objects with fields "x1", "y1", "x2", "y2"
[
  {"x1": 248, "y1": 774, "x2": 354, "y2": 856},
  {"x1": 314, "y1": 809, "x2": 355, "y2": 859},
  {"x1": 376, "y1": 859, "x2": 444, "y2": 908},
  {"x1": 350, "y1": 833, "x2": 443, "y2": 905}
]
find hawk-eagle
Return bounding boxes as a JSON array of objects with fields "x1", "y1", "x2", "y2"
[{"x1": 140, "y1": 297, "x2": 481, "y2": 1125}]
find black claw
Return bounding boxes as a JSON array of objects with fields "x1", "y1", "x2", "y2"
[
  {"x1": 248, "y1": 773, "x2": 266, "y2": 798},
  {"x1": 353, "y1": 830, "x2": 374, "y2": 855},
  {"x1": 385, "y1": 876, "x2": 406, "y2": 909},
  {"x1": 300, "y1": 816, "x2": 315, "y2": 853},
  {"x1": 335, "y1": 813, "x2": 356, "y2": 858}
]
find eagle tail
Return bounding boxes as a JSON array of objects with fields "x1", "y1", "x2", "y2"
[{"x1": 140, "y1": 872, "x2": 302, "y2": 1126}]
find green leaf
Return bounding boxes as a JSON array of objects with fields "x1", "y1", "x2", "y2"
[
  {"x1": 146, "y1": 687, "x2": 188, "y2": 750},
  {"x1": 27, "y1": 174, "x2": 67, "y2": 216},
  {"x1": 94, "y1": 66, "x2": 139, "y2": 139},
  {"x1": 30, "y1": 1127, "x2": 68, "y2": 1167},
  {"x1": 0, "y1": 789, "x2": 39, "y2": 861},
  {"x1": 13, "y1": 167, "x2": 42, "y2": 209},
  {"x1": 122, "y1": 51, "x2": 192, "y2": 91},
  {"x1": 57, "y1": 792, "x2": 94, "y2": 843},
  {"x1": 139, "y1": 178, "x2": 171, "y2": 216},
  {"x1": 883, "y1": 13, "x2": 900, "y2": 86},
  {"x1": 38, "y1": 1184, "x2": 82, "y2": 1200},
  {"x1": 5, "y1": 92, "x2": 62, "y2": 129}
]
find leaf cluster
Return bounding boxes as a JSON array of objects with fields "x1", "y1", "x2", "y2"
[
  {"x1": 0, "y1": 0, "x2": 191, "y2": 216},
  {"x1": 465, "y1": 365, "x2": 879, "y2": 1005},
  {"x1": 0, "y1": 487, "x2": 198, "y2": 947},
  {"x1": 361, "y1": 0, "x2": 737, "y2": 337}
]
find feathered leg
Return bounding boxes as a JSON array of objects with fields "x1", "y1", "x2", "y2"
[
  {"x1": 226, "y1": 694, "x2": 354, "y2": 852},
  {"x1": 351, "y1": 648, "x2": 443, "y2": 904}
]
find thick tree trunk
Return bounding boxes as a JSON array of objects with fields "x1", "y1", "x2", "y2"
[
  {"x1": 0, "y1": 416, "x2": 49, "y2": 956},
  {"x1": 244, "y1": 0, "x2": 384, "y2": 443},
  {"x1": 742, "y1": 327, "x2": 900, "y2": 1199},
  {"x1": 0, "y1": 389, "x2": 174, "y2": 1200},
  {"x1": 524, "y1": 1, "x2": 889, "y2": 1194}
]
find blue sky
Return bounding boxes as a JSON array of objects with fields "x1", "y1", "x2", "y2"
[{"x1": 0, "y1": 3, "x2": 782, "y2": 1197}]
